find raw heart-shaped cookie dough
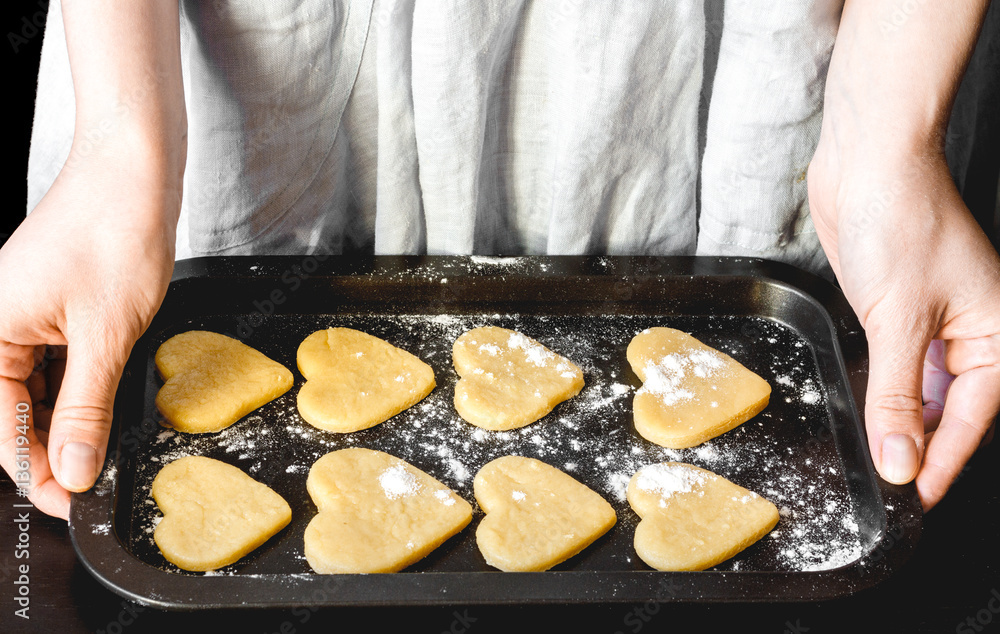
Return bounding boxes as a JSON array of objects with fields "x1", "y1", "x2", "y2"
[
  {"x1": 304, "y1": 448, "x2": 472, "y2": 573},
  {"x1": 155, "y1": 331, "x2": 294, "y2": 433},
  {"x1": 627, "y1": 327, "x2": 770, "y2": 448},
  {"x1": 296, "y1": 328, "x2": 436, "y2": 432},
  {"x1": 453, "y1": 327, "x2": 584, "y2": 430},
  {"x1": 627, "y1": 462, "x2": 778, "y2": 571},
  {"x1": 474, "y1": 456, "x2": 616, "y2": 571},
  {"x1": 152, "y1": 456, "x2": 292, "y2": 572}
]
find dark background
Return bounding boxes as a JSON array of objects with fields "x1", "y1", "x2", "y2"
[{"x1": 3, "y1": 1, "x2": 44, "y2": 244}]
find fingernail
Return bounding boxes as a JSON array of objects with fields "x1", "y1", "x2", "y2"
[
  {"x1": 61, "y1": 442, "x2": 98, "y2": 491},
  {"x1": 881, "y1": 434, "x2": 919, "y2": 484}
]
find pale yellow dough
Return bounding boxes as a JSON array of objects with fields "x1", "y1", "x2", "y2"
[
  {"x1": 304, "y1": 448, "x2": 472, "y2": 573},
  {"x1": 152, "y1": 456, "x2": 292, "y2": 572},
  {"x1": 627, "y1": 327, "x2": 770, "y2": 448},
  {"x1": 452, "y1": 327, "x2": 584, "y2": 430},
  {"x1": 627, "y1": 462, "x2": 778, "y2": 571},
  {"x1": 155, "y1": 331, "x2": 294, "y2": 433},
  {"x1": 474, "y1": 456, "x2": 616, "y2": 572},
  {"x1": 296, "y1": 328, "x2": 436, "y2": 432}
]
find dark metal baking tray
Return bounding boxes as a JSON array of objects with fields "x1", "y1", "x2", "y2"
[{"x1": 69, "y1": 256, "x2": 921, "y2": 608}]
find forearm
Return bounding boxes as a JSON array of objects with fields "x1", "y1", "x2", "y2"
[
  {"x1": 61, "y1": 0, "x2": 187, "y2": 225},
  {"x1": 801, "y1": 0, "x2": 1000, "y2": 508},
  {"x1": 819, "y1": 0, "x2": 990, "y2": 168}
]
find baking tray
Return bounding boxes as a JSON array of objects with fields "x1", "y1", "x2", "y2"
[{"x1": 69, "y1": 255, "x2": 921, "y2": 608}]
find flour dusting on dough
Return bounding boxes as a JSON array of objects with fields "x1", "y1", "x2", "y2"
[
  {"x1": 638, "y1": 359, "x2": 695, "y2": 406},
  {"x1": 635, "y1": 463, "x2": 708, "y2": 499},
  {"x1": 379, "y1": 465, "x2": 421, "y2": 499},
  {"x1": 637, "y1": 348, "x2": 727, "y2": 406},
  {"x1": 479, "y1": 343, "x2": 501, "y2": 356},
  {"x1": 507, "y1": 332, "x2": 555, "y2": 367},
  {"x1": 434, "y1": 489, "x2": 457, "y2": 506}
]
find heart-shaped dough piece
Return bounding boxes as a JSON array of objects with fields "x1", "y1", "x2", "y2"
[
  {"x1": 155, "y1": 331, "x2": 294, "y2": 433},
  {"x1": 304, "y1": 448, "x2": 472, "y2": 573},
  {"x1": 627, "y1": 327, "x2": 770, "y2": 448},
  {"x1": 296, "y1": 328, "x2": 436, "y2": 432},
  {"x1": 627, "y1": 462, "x2": 778, "y2": 571},
  {"x1": 474, "y1": 456, "x2": 616, "y2": 571},
  {"x1": 152, "y1": 456, "x2": 292, "y2": 572},
  {"x1": 453, "y1": 327, "x2": 584, "y2": 430}
]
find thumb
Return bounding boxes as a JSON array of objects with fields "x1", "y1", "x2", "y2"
[
  {"x1": 47, "y1": 337, "x2": 128, "y2": 492},
  {"x1": 864, "y1": 316, "x2": 931, "y2": 485}
]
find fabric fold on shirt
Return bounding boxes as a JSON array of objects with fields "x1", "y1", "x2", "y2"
[{"x1": 698, "y1": 0, "x2": 842, "y2": 275}]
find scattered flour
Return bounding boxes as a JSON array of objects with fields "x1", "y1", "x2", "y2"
[
  {"x1": 775, "y1": 375, "x2": 825, "y2": 406},
  {"x1": 469, "y1": 256, "x2": 526, "y2": 267},
  {"x1": 125, "y1": 311, "x2": 862, "y2": 577}
]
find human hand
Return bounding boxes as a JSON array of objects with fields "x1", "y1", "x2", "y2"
[
  {"x1": 0, "y1": 155, "x2": 179, "y2": 519},
  {"x1": 808, "y1": 148, "x2": 1000, "y2": 510}
]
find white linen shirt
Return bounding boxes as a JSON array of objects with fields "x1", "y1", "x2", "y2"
[{"x1": 28, "y1": 0, "x2": 843, "y2": 277}]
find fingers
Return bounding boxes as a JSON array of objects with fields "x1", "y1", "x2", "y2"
[
  {"x1": 864, "y1": 317, "x2": 932, "y2": 485},
  {"x1": 0, "y1": 341, "x2": 37, "y2": 379},
  {"x1": 27, "y1": 472, "x2": 72, "y2": 520},
  {"x1": 916, "y1": 364, "x2": 1000, "y2": 510},
  {"x1": 944, "y1": 335, "x2": 1000, "y2": 375},
  {"x1": 46, "y1": 337, "x2": 128, "y2": 494},
  {"x1": 0, "y1": 345, "x2": 71, "y2": 520}
]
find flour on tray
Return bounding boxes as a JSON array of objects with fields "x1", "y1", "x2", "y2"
[{"x1": 127, "y1": 312, "x2": 862, "y2": 575}]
